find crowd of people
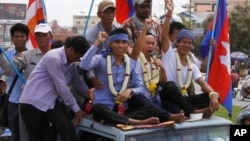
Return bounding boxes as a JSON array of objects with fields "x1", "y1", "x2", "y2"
[{"x1": 0, "y1": 0, "x2": 233, "y2": 141}]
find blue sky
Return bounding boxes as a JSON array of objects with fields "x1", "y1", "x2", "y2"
[{"x1": 0, "y1": 0, "x2": 189, "y2": 26}]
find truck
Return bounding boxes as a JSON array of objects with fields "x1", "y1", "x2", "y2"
[{"x1": 76, "y1": 115, "x2": 232, "y2": 141}]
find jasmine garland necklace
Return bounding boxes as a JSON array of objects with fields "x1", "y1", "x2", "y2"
[
  {"x1": 174, "y1": 48, "x2": 192, "y2": 96},
  {"x1": 107, "y1": 54, "x2": 130, "y2": 102},
  {"x1": 139, "y1": 52, "x2": 159, "y2": 96}
]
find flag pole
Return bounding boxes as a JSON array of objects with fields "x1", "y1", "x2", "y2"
[
  {"x1": 205, "y1": 0, "x2": 220, "y2": 82},
  {"x1": 0, "y1": 47, "x2": 26, "y2": 84},
  {"x1": 83, "y1": 0, "x2": 95, "y2": 36},
  {"x1": 42, "y1": 0, "x2": 47, "y2": 23}
]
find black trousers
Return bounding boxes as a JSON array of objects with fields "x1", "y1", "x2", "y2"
[
  {"x1": 19, "y1": 100, "x2": 76, "y2": 141},
  {"x1": 92, "y1": 94, "x2": 172, "y2": 125},
  {"x1": 8, "y1": 102, "x2": 20, "y2": 141},
  {"x1": 159, "y1": 81, "x2": 209, "y2": 117}
]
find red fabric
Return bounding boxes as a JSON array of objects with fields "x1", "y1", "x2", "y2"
[
  {"x1": 230, "y1": 73, "x2": 239, "y2": 86},
  {"x1": 207, "y1": 0, "x2": 232, "y2": 114},
  {"x1": 116, "y1": 0, "x2": 134, "y2": 24},
  {"x1": 25, "y1": 0, "x2": 47, "y2": 49}
]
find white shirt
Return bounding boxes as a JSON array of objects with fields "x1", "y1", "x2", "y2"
[{"x1": 161, "y1": 47, "x2": 202, "y2": 90}]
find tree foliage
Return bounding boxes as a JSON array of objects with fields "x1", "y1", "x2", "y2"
[
  {"x1": 229, "y1": 5, "x2": 250, "y2": 53},
  {"x1": 197, "y1": 5, "x2": 250, "y2": 55}
]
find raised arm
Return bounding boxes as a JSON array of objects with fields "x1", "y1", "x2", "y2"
[
  {"x1": 130, "y1": 19, "x2": 152, "y2": 60},
  {"x1": 79, "y1": 32, "x2": 108, "y2": 70},
  {"x1": 200, "y1": 38, "x2": 216, "y2": 73},
  {"x1": 161, "y1": 0, "x2": 174, "y2": 53}
]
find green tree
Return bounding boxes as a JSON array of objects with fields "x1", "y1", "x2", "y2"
[
  {"x1": 229, "y1": 5, "x2": 250, "y2": 53},
  {"x1": 197, "y1": 5, "x2": 250, "y2": 55},
  {"x1": 201, "y1": 14, "x2": 213, "y2": 33}
]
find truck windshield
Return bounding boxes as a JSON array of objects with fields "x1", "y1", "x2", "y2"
[{"x1": 126, "y1": 126, "x2": 229, "y2": 141}]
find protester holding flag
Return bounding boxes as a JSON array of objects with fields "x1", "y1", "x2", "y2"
[
  {"x1": 160, "y1": 0, "x2": 219, "y2": 118},
  {"x1": 122, "y1": 0, "x2": 161, "y2": 52},
  {"x1": 161, "y1": 29, "x2": 219, "y2": 117},
  {"x1": 199, "y1": 0, "x2": 232, "y2": 116}
]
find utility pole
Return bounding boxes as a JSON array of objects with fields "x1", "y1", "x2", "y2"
[{"x1": 189, "y1": 0, "x2": 192, "y2": 29}]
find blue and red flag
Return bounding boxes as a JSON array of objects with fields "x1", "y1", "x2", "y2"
[
  {"x1": 200, "y1": 21, "x2": 213, "y2": 59},
  {"x1": 116, "y1": 0, "x2": 134, "y2": 24},
  {"x1": 201, "y1": 0, "x2": 232, "y2": 115},
  {"x1": 25, "y1": 0, "x2": 47, "y2": 49}
]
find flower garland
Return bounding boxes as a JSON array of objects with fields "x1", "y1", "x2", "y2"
[
  {"x1": 139, "y1": 52, "x2": 159, "y2": 96},
  {"x1": 107, "y1": 54, "x2": 130, "y2": 103},
  {"x1": 174, "y1": 48, "x2": 192, "y2": 96}
]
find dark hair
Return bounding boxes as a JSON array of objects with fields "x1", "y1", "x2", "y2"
[
  {"x1": 10, "y1": 23, "x2": 29, "y2": 39},
  {"x1": 146, "y1": 31, "x2": 155, "y2": 37},
  {"x1": 51, "y1": 40, "x2": 64, "y2": 49},
  {"x1": 64, "y1": 36, "x2": 90, "y2": 55},
  {"x1": 169, "y1": 21, "x2": 186, "y2": 35},
  {"x1": 134, "y1": 0, "x2": 152, "y2": 7},
  {"x1": 241, "y1": 112, "x2": 250, "y2": 125},
  {"x1": 110, "y1": 28, "x2": 128, "y2": 36}
]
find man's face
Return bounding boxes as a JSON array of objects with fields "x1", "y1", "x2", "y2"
[
  {"x1": 12, "y1": 31, "x2": 28, "y2": 49},
  {"x1": 142, "y1": 35, "x2": 156, "y2": 58},
  {"x1": 135, "y1": 1, "x2": 152, "y2": 19},
  {"x1": 110, "y1": 40, "x2": 129, "y2": 57},
  {"x1": 34, "y1": 32, "x2": 52, "y2": 49},
  {"x1": 66, "y1": 47, "x2": 83, "y2": 63},
  {"x1": 98, "y1": 8, "x2": 115, "y2": 25},
  {"x1": 176, "y1": 38, "x2": 193, "y2": 56}
]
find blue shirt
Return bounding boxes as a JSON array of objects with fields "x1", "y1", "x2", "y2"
[
  {"x1": 19, "y1": 47, "x2": 89, "y2": 112},
  {"x1": 0, "y1": 49, "x2": 23, "y2": 104},
  {"x1": 79, "y1": 45, "x2": 145, "y2": 110}
]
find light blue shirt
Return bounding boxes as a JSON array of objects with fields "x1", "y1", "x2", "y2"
[
  {"x1": 19, "y1": 47, "x2": 89, "y2": 112},
  {"x1": 0, "y1": 49, "x2": 23, "y2": 104},
  {"x1": 79, "y1": 45, "x2": 145, "y2": 110}
]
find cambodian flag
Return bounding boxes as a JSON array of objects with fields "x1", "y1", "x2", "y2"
[
  {"x1": 200, "y1": 21, "x2": 213, "y2": 59},
  {"x1": 25, "y1": 0, "x2": 47, "y2": 49},
  {"x1": 116, "y1": 0, "x2": 134, "y2": 24},
  {"x1": 202, "y1": 0, "x2": 232, "y2": 115}
]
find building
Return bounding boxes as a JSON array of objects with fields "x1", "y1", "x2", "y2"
[
  {"x1": 0, "y1": 3, "x2": 26, "y2": 49},
  {"x1": 73, "y1": 12, "x2": 100, "y2": 35},
  {"x1": 50, "y1": 20, "x2": 76, "y2": 42},
  {"x1": 182, "y1": 0, "x2": 249, "y2": 27},
  {"x1": 193, "y1": 0, "x2": 248, "y2": 12}
]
